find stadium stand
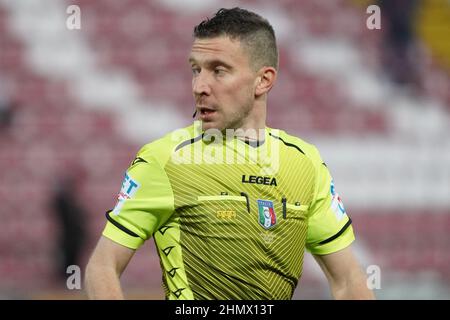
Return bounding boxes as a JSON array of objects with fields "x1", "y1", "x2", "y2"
[{"x1": 0, "y1": 0, "x2": 449, "y2": 299}]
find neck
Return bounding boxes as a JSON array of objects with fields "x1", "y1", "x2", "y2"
[
  {"x1": 233, "y1": 127, "x2": 266, "y2": 141},
  {"x1": 234, "y1": 98, "x2": 267, "y2": 141}
]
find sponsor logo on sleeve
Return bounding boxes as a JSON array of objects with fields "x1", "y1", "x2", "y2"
[
  {"x1": 112, "y1": 172, "x2": 140, "y2": 215},
  {"x1": 330, "y1": 179, "x2": 346, "y2": 221}
]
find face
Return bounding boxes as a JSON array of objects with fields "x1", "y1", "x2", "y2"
[{"x1": 189, "y1": 36, "x2": 258, "y2": 131}]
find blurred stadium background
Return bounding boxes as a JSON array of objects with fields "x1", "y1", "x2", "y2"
[{"x1": 0, "y1": 0, "x2": 449, "y2": 299}]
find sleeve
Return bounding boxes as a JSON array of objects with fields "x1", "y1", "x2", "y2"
[
  {"x1": 102, "y1": 153, "x2": 175, "y2": 250},
  {"x1": 305, "y1": 159, "x2": 355, "y2": 255}
]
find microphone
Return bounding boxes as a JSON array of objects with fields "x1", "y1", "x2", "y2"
[{"x1": 192, "y1": 110, "x2": 197, "y2": 118}]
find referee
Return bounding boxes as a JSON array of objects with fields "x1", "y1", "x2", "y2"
[{"x1": 85, "y1": 7, "x2": 374, "y2": 300}]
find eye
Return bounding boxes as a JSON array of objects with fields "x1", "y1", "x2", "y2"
[
  {"x1": 214, "y1": 67, "x2": 226, "y2": 75},
  {"x1": 191, "y1": 67, "x2": 200, "y2": 76}
]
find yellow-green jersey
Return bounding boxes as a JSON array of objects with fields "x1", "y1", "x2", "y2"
[{"x1": 102, "y1": 123, "x2": 354, "y2": 300}]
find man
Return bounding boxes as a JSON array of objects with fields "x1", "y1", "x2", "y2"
[{"x1": 85, "y1": 7, "x2": 374, "y2": 300}]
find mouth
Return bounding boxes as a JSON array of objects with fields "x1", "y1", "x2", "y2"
[{"x1": 197, "y1": 106, "x2": 217, "y2": 121}]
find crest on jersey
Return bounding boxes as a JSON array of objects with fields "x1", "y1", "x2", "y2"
[
  {"x1": 330, "y1": 179, "x2": 346, "y2": 221},
  {"x1": 257, "y1": 199, "x2": 277, "y2": 229}
]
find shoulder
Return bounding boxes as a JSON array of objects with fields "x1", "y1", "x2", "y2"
[
  {"x1": 268, "y1": 128, "x2": 324, "y2": 167},
  {"x1": 134, "y1": 123, "x2": 201, "y2": 167}
]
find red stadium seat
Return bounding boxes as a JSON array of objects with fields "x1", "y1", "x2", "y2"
[{"x1": 0, "y1": 1, "x2": 449, "y2": 297}]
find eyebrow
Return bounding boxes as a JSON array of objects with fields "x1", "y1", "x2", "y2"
[{"x1": 188, "y1": 57, "x2": 233, "y2": 70}]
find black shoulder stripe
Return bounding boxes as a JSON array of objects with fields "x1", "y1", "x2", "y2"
[
  {"x1": 318, "y1": 218, "x2": 352, "y2": 245},
  {"x1": 105, "y1": 210, "x2": 139, "y2": 237},
  {"x1": 131, "y1": 157, "x2": 147, "y2": 166},
  {"x1": 269, "y1": 132, "x2": 305, "y2": 155},
  {"x1": 322, "y1": 162, "x2": 327, "y2": 168},
  {"x1": 174, "y1": 133, "x2": 204, "y2": 152}
]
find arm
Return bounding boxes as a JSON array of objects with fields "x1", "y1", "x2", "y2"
[
  {"x1": 313, "y1": 245, "x2": 375, "y2": 300},
  {"x1": 85, "y1": 236, "x2": 135, "y2": 299}
]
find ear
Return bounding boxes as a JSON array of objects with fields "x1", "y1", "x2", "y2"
[{"x1": 255, "y1": 67, "x2": 277, "y2": 97}]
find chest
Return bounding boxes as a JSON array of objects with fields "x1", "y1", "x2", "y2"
[{"x1": 166, "y1": 161, "x2": 314, "y2": 243}]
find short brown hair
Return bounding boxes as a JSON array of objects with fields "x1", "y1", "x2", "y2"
[{"x1": 193, "y1": 7, "x2": 279, "y2": 71}]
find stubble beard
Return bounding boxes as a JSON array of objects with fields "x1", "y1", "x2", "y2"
[{"x1": 215, "y1": 102, "x2": 253, "y2": 136}]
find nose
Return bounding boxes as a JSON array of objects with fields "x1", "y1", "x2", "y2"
[{"x1": 192, "y1": 72, "x2": 211, "y2": 97}]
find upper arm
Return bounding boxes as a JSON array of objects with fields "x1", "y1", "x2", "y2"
[
  {"x1": 306, "y1": 154, "x2": 354, "y2": 254},
  {"x1": 102, "y1": 151, "x2": 175, "y2": 250},
  {"x1": 313, "y1": 245, "x2": 359, "y2": 284},
  {"x1": 88, "y1": 236, "x2": 136, "y2": 277},
  {"x1": 313, "y1": 245, "x2": 375, "y2": 299}
]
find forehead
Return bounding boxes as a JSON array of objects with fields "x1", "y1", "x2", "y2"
[{"x1": 189, "y1": 36, "x2": 249, "y2": 65}]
